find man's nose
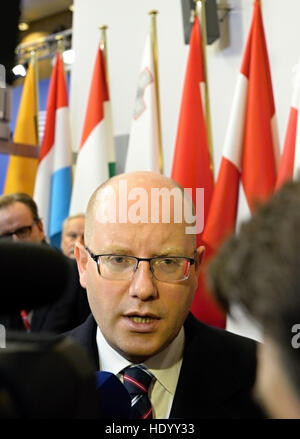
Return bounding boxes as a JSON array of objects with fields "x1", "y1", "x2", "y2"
[
  {"x1": 128, "y1": 260, "x2": 158, "y2": 301},
  {"x1": 77, "y1": 234, "x2": 84, "y2": 245}
]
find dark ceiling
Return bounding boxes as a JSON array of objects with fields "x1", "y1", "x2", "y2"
[{"x1": 1, "y1": 0, "x2": 72, "y2": 84}]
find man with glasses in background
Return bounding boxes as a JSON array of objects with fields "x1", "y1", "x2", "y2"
[
  {"x1": 0, "y1": 192, "x2": 90, "y2": 333},
  {"x1": 66, "y1": 171, "x2": 263, "y2": 419}
]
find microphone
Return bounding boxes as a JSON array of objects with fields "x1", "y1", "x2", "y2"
[
  {"x1": 0, "y1": 241, "x2": 71, "y2": 312},
  {"x1": 95, "y1": 371, "x2": 131, "y2": 418}
]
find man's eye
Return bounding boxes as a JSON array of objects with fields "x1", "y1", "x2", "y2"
[
  {"x1": 68, "y1": 233, "x2": 77, "y2": 239},
  {"x1": 108, "y1": 256, "x2": 130, "y2": 265},
  {"x1": 161, "y1": 258, "x2": 178, "y2": 265}
]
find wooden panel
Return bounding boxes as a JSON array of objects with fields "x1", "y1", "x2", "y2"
[{"x1": 0, "y1": 140, "x2": 39, "y2": 158}]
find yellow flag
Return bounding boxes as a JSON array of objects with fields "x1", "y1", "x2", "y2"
[{"x1": 4, "y1": 60, "x2": 39, "y2": 196}]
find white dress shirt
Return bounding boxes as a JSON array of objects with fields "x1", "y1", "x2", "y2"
[{"x1": 96, "y1": 326, "x2": 184, "y2": 419}]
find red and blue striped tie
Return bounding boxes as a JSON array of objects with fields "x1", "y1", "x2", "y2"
[{"x1": 123, "y1": 365, "x2": 154, "y2": 419}]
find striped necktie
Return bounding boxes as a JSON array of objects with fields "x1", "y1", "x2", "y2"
[{"x1": 123, "y1": 365, "x2": 154, "y2": 419}]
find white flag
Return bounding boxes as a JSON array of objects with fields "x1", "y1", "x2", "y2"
[{"x1": 125, "y1": 34, "x2": 160, "y2": 173}]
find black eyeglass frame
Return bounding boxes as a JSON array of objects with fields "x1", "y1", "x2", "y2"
[{"x1": 85, "y1": 246, "x2": 196, "y2": 282}]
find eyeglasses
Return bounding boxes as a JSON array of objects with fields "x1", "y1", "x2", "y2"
[
  {"x1": 0, "y1": 220, "x2": 38, "y2": 240},
  {"x1": 85, "y1": 247, "x2": 196, "y2": 282}
]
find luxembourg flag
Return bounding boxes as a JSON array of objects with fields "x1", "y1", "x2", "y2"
[
  {"x1": 276, "y1": 58, "x2": 300, "y2": 189},
  {"x1": 69, "y1": 46, "x2": 110, "y2": 215},
  {"x1": 33, "y1": 52, "x2": 73, "y2": 248}
]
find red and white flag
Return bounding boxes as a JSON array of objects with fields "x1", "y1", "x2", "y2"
[
  {"x1": 276, "y1": 60, "x2": 300, "y2": 189},
  {"x1": 69, "y1": 47, "x2": 111, "y2": 215},
  {"x1": 203, "y1": 0, "x2": 279, "y2": 259},
  {"x1": 125, "y1": 34, "x2": 161, "y2": 173},
  {"x1": 171, "y1": 17, "x2": 224, "y2": 327}
]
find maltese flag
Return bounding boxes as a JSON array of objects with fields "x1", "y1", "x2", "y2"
[{"x1": 125, "y1": 34, "x2": 160, "y2": 173}]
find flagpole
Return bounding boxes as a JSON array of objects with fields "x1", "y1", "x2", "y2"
[
  {"x1": 99, "y1": 25, "x2": 109, "y2": 87},
  {"x1": 149, "y1": 10, "x2": 164, "y2": 174},
  {"x1": 98, "y1": 24, "x2": 116, "y2": 177},
  {"x1": 30, "y1": 49, "x2": 40, "y2": 146},
  {"x1": 55, "y1": 34, "x2": 65, "y2": 54},
  {"x1": 195, "y1": 0, "x2": 214, "y2": 176}
]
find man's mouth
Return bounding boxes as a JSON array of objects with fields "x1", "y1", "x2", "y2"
[{"x1": 128, "y1": 316, "x2": 156, "y2": 324}]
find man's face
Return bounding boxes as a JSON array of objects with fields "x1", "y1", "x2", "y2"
[
  {"x1": 61, "y1": 217, "x2": 85, "y2": 259},
  {"x1": 76, "y1": 186, "x2": 203, "y2": 363},
  {"x1": 0, "y1": 202, "x2": 44, "y2": 243}
]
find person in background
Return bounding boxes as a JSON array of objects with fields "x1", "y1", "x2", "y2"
[
  {"x1": 207, "y1": 180, "x2": 300, "y2": 419},
  {"x1": 65, "y1": 171, "x2": 263, "y2": 419},
  {"x1": 61, "y1": 213, "x2": 85, "y2": 259},
  {"x1": 0, "y1": 193, "x2": 90, "y2": 333}
]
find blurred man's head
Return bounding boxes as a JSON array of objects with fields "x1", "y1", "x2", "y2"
[
  {"x1": 61, "y1": 214, "x2": 85, "y2": 259},
  {"x1": 0, "y1": 193, "x2": 45, "y2": 243},
  {"x1": 75, "y1": 171, "x2": 204, "y2": 363},
  {"x1": 207, "y1": 180, "x2": 300, "y2": 418}
]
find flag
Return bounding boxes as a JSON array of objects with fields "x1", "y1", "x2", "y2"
[
  {"x1": 171, "y1": 16, "x2": 223, "y2": 327},
  {"x1": 4, "y1": 59, "x2": 39, "y2": 195},
  {"x1": 203, "y1": 1, "x2": 279, "y2": 276},
  {"x1": 125, "y1": 33, "x2": 161, "y2": 173},
  {"x1": 69, "y1": 46, "x2": 111, "y2": 215},
  {"x1": 276, "y1": 60, "x2": 300, "y2": 189},
  {"x1": 33, "y1": 52, "x2": 73, "y2": 248}
]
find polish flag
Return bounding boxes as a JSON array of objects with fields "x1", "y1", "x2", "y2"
[
  {"x1": 33, "y1": 52, "x2": 73, "y2": 248},
  {"x1": 203, "y1": 0, "x2": 279, "y2": 287},
  {"x1": 69, "y1": 47, "x2": 110, "y2": 215},
  {"x1": 276, "y1": 60, "x2": 300, "y2": 189}
]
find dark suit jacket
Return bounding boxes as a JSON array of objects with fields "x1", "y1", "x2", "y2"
[
  {"x1": 64, "y1": 313, "x2": 264, "y2": 419},
  {"x1": 0, "y1": 257, "x2": 91, "y2": 334}
]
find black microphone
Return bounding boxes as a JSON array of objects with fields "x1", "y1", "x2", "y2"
[
  {"x1": 95, "y1": 371, "x2": 131, "y2": 418},
  {"x1": 0, "y1": 241, "x2": 71, "y2": 312}
]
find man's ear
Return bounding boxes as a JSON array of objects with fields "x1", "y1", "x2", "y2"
[
  {"x1": 74, "y1": 242, "x2": 88, "y2": 288},
  {"x1": 194, "y1": 245, "x2": 205, "y2": 276},
  {"x1": 36, "y1": 219, "x2": 45, "y2": 238}
]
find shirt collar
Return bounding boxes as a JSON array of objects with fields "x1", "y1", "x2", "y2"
[{"x1": 96, "y1": 326, "x2": 184, "y2": 395}]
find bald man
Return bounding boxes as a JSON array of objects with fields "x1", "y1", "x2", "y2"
[{"x1": 65, "y1": 171, "x2": 263, "y2": 419}]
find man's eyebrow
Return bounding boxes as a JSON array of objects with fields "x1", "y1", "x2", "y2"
[
  {"x1": 154, "y1": 248, "x2": 184, "y2": 257},
  {"x1": 95, "y1": 247, "x2": 133, "y2": 254}
]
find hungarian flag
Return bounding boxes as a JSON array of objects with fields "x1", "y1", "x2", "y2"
[
  {"x1": 203, "y1": 1, "x2": 279, "y2": 272},
  {"x1": 171, "y1": 16, "x2": 224, "y2": 327},
  {"x1": 69, "y1": 46, "x2": 112, "y2": 215},
  {"x1": 125, "y1": 33, "x2": 161, "y2": 173},
  {"x1": 276, "y1": 60, "x2": 300, "y2": 189},
  {"x1": 4, "y1": 59, "x2": 39, "y2": 196},
  {"x1": 33, "y1": 52, "x2": 73, "y2": 248}
]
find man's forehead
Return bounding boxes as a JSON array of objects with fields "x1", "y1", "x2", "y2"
[
  {"x1": 92, "y1": 180, "x2": 192, "y2": 224},
  {"x1": 0, "y1": 202, "x2": 32, "y2": 219}
]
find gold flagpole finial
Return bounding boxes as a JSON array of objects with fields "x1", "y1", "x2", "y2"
[
  {"x1": 98, "y1": 24, "x2": 109, "y2": 88},
  {"x1": 55, "y1": 34, "x2": 65, "y2": 53},
  {"x1": 148, "y1": 9, "x2": 164, "y2": 175},
  {"x1": 194, "y1": 0, "x2": 214, "y2": 176}
]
